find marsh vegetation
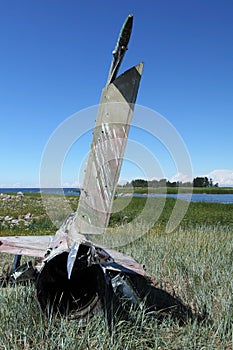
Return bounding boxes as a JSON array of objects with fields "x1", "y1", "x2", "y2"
[{"x1": 0, "y1": 193, "x2": 232, "y2": 349}]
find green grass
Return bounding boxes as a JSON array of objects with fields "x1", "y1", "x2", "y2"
[
  {"x1": 0, "y1": 194, "x2": 232, "y2": 349},
  {"x1": 109, "y1": 197, "x2": 233, "y2": 227},
  {"x1": 0, "y1": 193, "x2": 78, "y2": 236},
  {"x1": 117, "y1": 186, "x2": 233, "y2": 194}
]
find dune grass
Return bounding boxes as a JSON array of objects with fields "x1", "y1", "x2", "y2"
[{"x1": 0, "y1": 194, "x2": 232, "y2": 349}]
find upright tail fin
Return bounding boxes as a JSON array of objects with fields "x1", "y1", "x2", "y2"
[{"x1": 70, "y1": 62, "x2": 144, "y2": 241}]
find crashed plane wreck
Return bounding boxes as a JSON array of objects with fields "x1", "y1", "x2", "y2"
[{"x1": 0, "y1": 14, "x2": 196, "y2": 328}]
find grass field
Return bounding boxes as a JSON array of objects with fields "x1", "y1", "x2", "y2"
[
  {"x1": 117, "y1": 186, "x2": 233, "y2": 194},
  {"x1": 0, "y1": 194, "x2": 232, "y2": 349}
]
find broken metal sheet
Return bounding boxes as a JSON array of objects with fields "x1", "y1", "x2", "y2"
[
  {"x1": 10, "y1": 261, "x2": 36, "y2": 283},
  {"x1": 111, "y1": 274, "x2": 140, "y2": 306},
  {"x1": 101, "y1": 247, "x2": 146, "y2": 276},
  {"x1": 72, "y1": 63, "x2": 144, "y2": 239},
  {"x1": 0, "y1": 235, "x2": 53, "y2": 257},
  {"x1": 45, "y1": 214, "x2": 87, "y2": 259},
  {"x1": 0, "y1": 228, "x2": 145, "y2": 277}
]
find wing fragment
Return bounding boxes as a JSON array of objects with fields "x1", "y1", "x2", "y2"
[{"x1": 0, "y1": 235, "x2": 53, "y2": 257}]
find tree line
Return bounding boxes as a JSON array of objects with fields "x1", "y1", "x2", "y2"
[{"x1": 122, "y1": 177, "x2": 218, "y2": 188}]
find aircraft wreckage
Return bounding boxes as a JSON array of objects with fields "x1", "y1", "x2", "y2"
[{"x1": 0, "y1": 14, "x2": 197, "y2": 328}]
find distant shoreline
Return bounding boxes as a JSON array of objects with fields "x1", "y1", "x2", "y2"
[
  {"x1": 0, "y1": 186, "x2": 233, "y2": 195},
  {"x1": 0, "y1": 188, "x2": 80, "y2": 195},
  {"x1": 116, "y1": 186, "x2": 233, "y2": 195}
]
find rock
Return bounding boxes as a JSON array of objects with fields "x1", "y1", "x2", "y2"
[
  {"x1": 24, "y1": 213, "x2": 32, "y2": 220},
  {"x1": 4, "y1": 215, "x2": 13, "y2": 221}
]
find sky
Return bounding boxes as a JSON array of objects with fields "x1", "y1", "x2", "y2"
[{"x1": 0, "y1": 0, "x2": 232, "y2": 187}]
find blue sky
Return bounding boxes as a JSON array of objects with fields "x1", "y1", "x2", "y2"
[{"x1": 0, "y1": 0, "x2": 232, "y2": 187}]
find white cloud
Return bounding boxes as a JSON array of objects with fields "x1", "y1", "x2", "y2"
[
  {"x1": 169, "y1": 169, "x2": 233, "y2": 186},
  {"x1": 205, "y1": 169, "x2": 233, "y2": 186},
  {"x1": 62, "y1": 181, "x2": 81, "y2": 188},
  {"x1": 169, "y1": 172, "x2": 193, "y2": 183},
  {"x1": 0, "y1": 182, "x2": 21, "y2": 188}
]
